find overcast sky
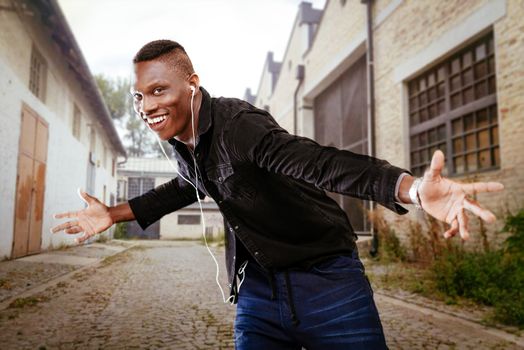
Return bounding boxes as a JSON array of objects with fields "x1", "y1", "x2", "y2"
[{"x1": 57, "y1": 0, "x2": 326, "y2": 99}]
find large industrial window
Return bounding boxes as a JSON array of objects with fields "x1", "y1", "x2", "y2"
[
  {"x1": 29, "y1": 46, "x2": 47, "y2": 101},
  {"x1": 409, "y1": 32, "x2": 499, "y2": 176}
]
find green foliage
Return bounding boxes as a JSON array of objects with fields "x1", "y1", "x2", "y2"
[
  {"x1": 200, "y1": 231, "x2": 225, "y2": 247},
  {"x1": 94, "y1": 74, "x2": 132, "y2": 120},
  {"x1": 369, "y1": 210, "x2": 406, "y2": 262},
  {"x1": 8, "y1": 295, "x2": 49, "y2": 309},
  {"x1": 94, "y1": 74, "x2": 172, "y2": 158},
  {"x1": 431, "y1": 210, "x2": 524, "y2": 328},
  {"x1": 503, "y1": 209, "x2": 524, "y2": 254},
  {"x1": 114, "y1": 222, "x2": 128, "y2": 240}
]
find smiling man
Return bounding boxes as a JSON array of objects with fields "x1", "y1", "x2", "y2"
[{"x1": 52, "y1": 40, "x2": 504, "y2": 349}]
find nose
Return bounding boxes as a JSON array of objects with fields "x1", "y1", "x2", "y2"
[{"x1": 142, "y1": 95, "x2": 158, "y2": 116}]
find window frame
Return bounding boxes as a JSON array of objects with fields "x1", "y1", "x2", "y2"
[
  {"x1": 408, "y1": 32, "x2": 499, "y2": 177},
  {"x1": 29, "y1": 45, "x2": 47, "y2": 102}
]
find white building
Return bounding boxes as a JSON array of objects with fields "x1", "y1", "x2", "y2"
[
  {"x1": 0, "y1": 0, "x2": 126, "y2": 259},
  {"x1": 118, "y1": 158, "x2": 224, "y2": 240}
]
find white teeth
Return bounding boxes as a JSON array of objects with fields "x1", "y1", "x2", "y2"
[{"x1": 146, "y1": 114, "x2": 167, "y2": 124}]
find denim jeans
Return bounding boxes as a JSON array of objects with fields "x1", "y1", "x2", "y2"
[{"x1": 234, "y1": 251, "x2": 388, "y2": 349}]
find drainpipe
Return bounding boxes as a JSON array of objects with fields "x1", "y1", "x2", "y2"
[
  {"x1": 294, "y1": 65, "x2": 305, "y2": 135},
  {"x1": 362, "y1": 0, "x2": 379, "y2": 256}
]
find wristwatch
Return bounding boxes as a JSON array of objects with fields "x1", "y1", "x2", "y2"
[{"x1": 409, "y1": 177, "x2": 423, "y2": 210}]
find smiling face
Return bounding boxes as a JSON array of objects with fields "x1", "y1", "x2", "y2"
[{"x1": 133, "y1": 59, "x2": 196, "y2": 142}]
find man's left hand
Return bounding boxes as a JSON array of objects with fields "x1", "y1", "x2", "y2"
[{"x1": 406, "y1": 150, "x2": 504, "y2": 240}]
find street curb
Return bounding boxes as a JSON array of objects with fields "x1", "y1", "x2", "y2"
[
  {"x1": 375, "y1": 292, "x2": 524, "y2": 347},
  {"x1": 0, "y1": 242, "x2": 138, "y2": 312}
]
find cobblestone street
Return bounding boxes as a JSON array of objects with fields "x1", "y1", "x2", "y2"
[{"x1": 0, "y1": 241, "x2": 521, "y2": 349}]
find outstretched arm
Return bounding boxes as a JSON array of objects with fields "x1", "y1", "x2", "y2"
[
  {"x1": 52, "y1": 175, "x2": 201, "y2": 243},
  {"x1": 51, "y1": 189, "x2": 134, "y2": 243},
  {"x1": 397, "y1": 150, "x2": 504, "y2": 240}
]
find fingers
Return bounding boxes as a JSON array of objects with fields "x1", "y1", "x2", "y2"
[
  {"x1": 463, "y1": 198, "x2": 497, "y2": 223},
  {"x1": 53, "y1": 211, "x2": 78, "y2": 219},
  {"x1": 443, "y1": 219, "x2": 459, "y2": 239},
  {"x1": 424, "y1": 150, "x2": 445, "y2": 182},
  {"x1": 461, "y1": 182, "x2": 504, "y2": 195},
  {"x1": 65, "y1": 226, "x2": 83, "y2": 234},
  {"x1": 77, "y1": 188, "x2": 95, "y2": 205},
  {"x1": 51, "y1": 220, "x2": 80, "y2": 234},
  {"x1": 75, "y1": 233, "x2": 93, "y2": 244},
  {"x1": 457, "y1": 208, "x2": 469, "y2": 240}
]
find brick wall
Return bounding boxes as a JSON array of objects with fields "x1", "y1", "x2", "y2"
[{"x1": 265, "y1": 0, "x2": 523, "y2": 249}]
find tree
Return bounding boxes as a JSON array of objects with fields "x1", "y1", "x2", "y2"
[
  {"x1": 94, "y1": 74, "x2": 173, "y2": 158},
  {"x1": 94, "y1": 74, "x2": 131, "y2": 120}
]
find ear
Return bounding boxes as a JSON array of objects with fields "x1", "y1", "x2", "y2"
[{"x1": 188, "y1": 73, "x2": 200, "y2": 92}]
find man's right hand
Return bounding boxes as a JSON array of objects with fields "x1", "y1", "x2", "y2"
[{"x1": 51, "y1": 189, "x2": 114, "y2": 243}]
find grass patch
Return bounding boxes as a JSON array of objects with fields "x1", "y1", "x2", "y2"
[
  {"x1": 113, "y1": 222, "x2": 128, "y2": 239},
  {"x1": 432, "y1": 209, "x2": 524, "y2": 327},
  {"x1": 8, "y1": 295, "x2": 49, "y2": 309},
  {"x1": 0, "y1": 278, "x2": 13, "y2": 290},
  {"x1": 370, "y1": 208, "x2": 524, "y2": 329},
  {"x1": 200, "y1": 231, "x2": 225, "y2": 247}
]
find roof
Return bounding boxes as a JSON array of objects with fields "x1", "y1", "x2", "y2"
[
  {"x1": 118, "y1": 157, "x2": 177, "y2": 175},
  {"x1": 23, "y1": 0, "x2": 126, "y2": 156}
]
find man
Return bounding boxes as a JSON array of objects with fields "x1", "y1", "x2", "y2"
[{"x1": 52, "y1": 40, "x2": 503, "y2": 349}]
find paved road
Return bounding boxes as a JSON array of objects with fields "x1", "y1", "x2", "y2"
[{"x1": 0, "y1": 241, "x2": 520, "y2": 349}]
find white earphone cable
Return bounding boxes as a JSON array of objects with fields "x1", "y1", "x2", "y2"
[{"x1": 134, "y1": 86, "x2": 246, "y2": 304}]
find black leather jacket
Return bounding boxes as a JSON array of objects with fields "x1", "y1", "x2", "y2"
[{"x1": 129, "y1": 87, "x2": 408, "y2": 302}]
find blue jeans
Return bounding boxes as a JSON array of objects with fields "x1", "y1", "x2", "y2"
[{"x1": 234, "y1": 251, "x2": 388, "y2": 349}]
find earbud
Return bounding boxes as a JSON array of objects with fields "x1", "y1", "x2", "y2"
[{"x1": 190, "y1": 85, "x2": 196, "y2": 94}]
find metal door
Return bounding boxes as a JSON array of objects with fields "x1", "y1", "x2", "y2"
[
  {"x1": 12, "y1": 106, "x2": 48, "y2": 258},
  {"x1": 314, "y1": 55, "x2": 370, "y2": 234},
  {"x1": 126, "y1": 177, "x2": 160, "y2": 239}
]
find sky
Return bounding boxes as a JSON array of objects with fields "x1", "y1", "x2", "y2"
[{"x1": 57, "y1": 0, "x2": 326, "y2": 99}]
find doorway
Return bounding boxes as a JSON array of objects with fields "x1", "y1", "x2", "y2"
[
  {"x1": 12, "y1": 106, "x2": 48, "y2": 258},
  {"x1": 313, "y1": 55, "x2": 370, "y2": 235}
]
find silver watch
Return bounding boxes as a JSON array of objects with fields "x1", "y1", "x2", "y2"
[{"x1": 409, "y1": 177, "x2": 423, "y2": 210}]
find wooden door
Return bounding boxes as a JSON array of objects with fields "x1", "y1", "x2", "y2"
[{"x1": 12, "y1": 106, "x2": 48, "y2": 258}]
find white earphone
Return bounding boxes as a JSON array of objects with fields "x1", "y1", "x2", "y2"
[{"x1": 137, "y1": 80, "x2": 246, "y2": 305}]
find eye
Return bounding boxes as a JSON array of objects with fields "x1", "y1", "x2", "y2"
[
  {"x1": 133, "y1": 92, "x2": 143, "y2": 101},
  {"x1": 153, "y1": 87, "x2": 163, "y2": 95}
]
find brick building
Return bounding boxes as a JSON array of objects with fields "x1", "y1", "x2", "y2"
[{"x1": 247, "y1": 0, "x2": 523, "y2": 246}]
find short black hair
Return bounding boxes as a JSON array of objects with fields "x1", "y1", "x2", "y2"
[{"x1": 133, "y1": 40, "x2": 195, "y2": 78}]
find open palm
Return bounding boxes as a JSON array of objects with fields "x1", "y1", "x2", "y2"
[
  {"x1": 418, "y1": 151, "x2": 504, "y2": 240},
  {"x1": 51, "y1": 189, "x2": 113, "y2": 243}
]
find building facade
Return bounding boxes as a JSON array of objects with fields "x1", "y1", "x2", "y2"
[
  {"x1": 118, "y1": 158, "x2": 224, "y2": 240},
  {"x1": 0, "y1": 0, "x2": 126, "y2": 259},
  {"x1": 248, "y1": 0, "x2": 523, "y2": 246}
]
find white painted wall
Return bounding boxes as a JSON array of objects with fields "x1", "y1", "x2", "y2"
[
  {"x1": 155, "y1": 176, "x2": 224, "y2": 240},
  {"x1": 0, "y1": 2, "x2": 120, "y2": 258}
]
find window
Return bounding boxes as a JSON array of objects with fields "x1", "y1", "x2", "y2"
[
  {"x1": 117, "y1": 179, "x2": 127, "y2": 202},
  {"x1": 103, "y1": 145, "x2": 108, "y2": 169},
  {"x1": 29, "y1": 46, "x2": 47, "y2": 101},
  {"x1": 127, "y1": 177, "x2": 154, "y2": 198},
  {"x1": 72, "y1": 104, "x2": 81, "y2": 140},
  {"x1": 409, "y1": 32, "x2": 499, "y2": 176},
  {"x1": 178, "y1": 215, "x2": 201, "y2": 225},
  {"x1": 89, "y1": 127, "x2": 96, "y2": 154}
]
